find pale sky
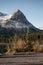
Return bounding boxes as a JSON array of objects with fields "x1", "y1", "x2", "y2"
[{"x1": 0, "y1": 0, "x2": 43, "y2": 28}]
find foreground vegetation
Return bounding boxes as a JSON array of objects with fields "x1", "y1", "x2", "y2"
[{"x1": 0, "y1": 32, "x2": 43, "y2": 54}]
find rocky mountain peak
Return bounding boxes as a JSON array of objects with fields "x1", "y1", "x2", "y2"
[
  {"x1": 10, "y1": 9, "x2": 26, "y2": 22},
  {"x1": 14, "y1": 9, "x2": 21, "y2": 13}
]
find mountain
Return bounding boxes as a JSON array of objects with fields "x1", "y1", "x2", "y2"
[{"x1": 0, "y1": 9, "x2": 43, "y2": 34}]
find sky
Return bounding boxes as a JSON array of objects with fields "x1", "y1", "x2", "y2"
[{"x1": 0, "y1": 0, "x2": 43, "y2": 28}]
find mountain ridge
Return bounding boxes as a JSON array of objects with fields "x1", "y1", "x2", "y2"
[{"x1": 0, "y1": 9, "x2": 43, "y2": 33}]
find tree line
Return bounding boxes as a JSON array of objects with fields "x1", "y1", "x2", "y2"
[{"x1": 0, "y1": 32, "x2": 43, "y2": 54}]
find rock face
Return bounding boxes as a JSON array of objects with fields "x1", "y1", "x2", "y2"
[
  {"x1": 10, "y1": 9, "x2": 26, "y2": 21},
  {"x1": 0, "y1": 9, "x2": 43, "y2": 33}
]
